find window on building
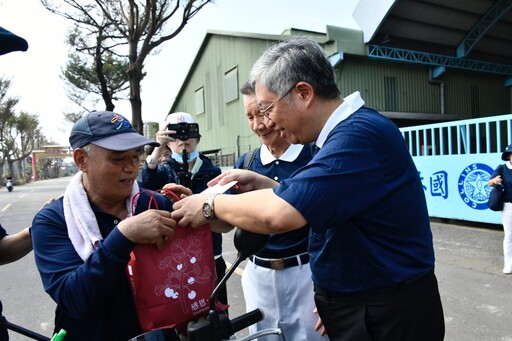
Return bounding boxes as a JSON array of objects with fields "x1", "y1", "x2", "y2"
[
  {"x1": 195, "y1": 87, "x2": 205, "y2": 115},
  {"x1": 224, "y1": 67, "x2": 238, "y2": 103},
  {"x1": 384, "y1": 76, "x2": 397, "y2": 111},
  {"x1": 217, "y1": 65, "x2": 225, "y2": 126}
]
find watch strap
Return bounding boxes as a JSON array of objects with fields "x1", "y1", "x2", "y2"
[{"x1": 206, "y1": 193, "x2": 220, "y2": 220}]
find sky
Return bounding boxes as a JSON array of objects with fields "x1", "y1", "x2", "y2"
[{"x1": 0, "y1": 0, "x2": 360, "y2": 146}]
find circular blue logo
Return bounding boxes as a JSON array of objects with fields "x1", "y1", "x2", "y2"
[{"x1": 458, "y1": 163, "x2": 494, "y2": 210}]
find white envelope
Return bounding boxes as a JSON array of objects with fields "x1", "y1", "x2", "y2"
[{"x1": 201, "y1": 180, "x2": 238, "y2": 194}]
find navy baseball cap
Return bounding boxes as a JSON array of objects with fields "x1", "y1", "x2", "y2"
[
  {"x1": 69, "y1": 111, "x2": 160, "y2": 151},
  {"x1": 502, "y1": 143, "x2": 512, "y2": 161}
]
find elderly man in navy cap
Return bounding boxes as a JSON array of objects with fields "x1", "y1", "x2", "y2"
[{"x1": 31, "y1": 111, "x2": 179, "y2": 341}]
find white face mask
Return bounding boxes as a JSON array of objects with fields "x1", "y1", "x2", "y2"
[{"x1": 171, "y1": 149, "x2": 199, "y2": 163}]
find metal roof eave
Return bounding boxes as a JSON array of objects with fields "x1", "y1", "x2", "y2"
[
  {"x1": 456, "y1": 0, "x2": 512, "y2": 58},
  {"x1": 368, "y1": 45, "x2": 512, "y2": 77}
]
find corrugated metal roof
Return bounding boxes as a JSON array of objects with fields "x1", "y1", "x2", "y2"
[{"x1": 355, "y1": 0, "x2": 512, "y2": 65}]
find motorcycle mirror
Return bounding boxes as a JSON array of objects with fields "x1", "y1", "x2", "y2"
[
  {"x1": 208, "y1": 228, "x2": 268, "y2": 313},
  {"x1": 233, "y1": 228, "x2": 269, "y2": 260}
]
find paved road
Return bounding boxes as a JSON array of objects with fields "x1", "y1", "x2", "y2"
[
  {"x1": 432, "y1": 222, "x2": 512, "y2": 341},
  {"x1": 0, "y1": 178, "x2": 511, "y2": 340}
]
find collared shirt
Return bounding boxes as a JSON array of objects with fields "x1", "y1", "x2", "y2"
[
  {"x1": 260, "y1": 143, "x2": 304, "y2": 166},
  {"x1": 235, "y1": 144, "x2": 313, "y2": 258},
  {"x1": 274, "y1": 92, "x2": 435, "y2": 293},
  {"x1": 314, "y1": 91, "x2": 365, "y2": 149},
  {"x1": 31, "y1": 191, "x2": 172, "y2": 341}
]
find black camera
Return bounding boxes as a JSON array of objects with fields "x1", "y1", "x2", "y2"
[{"x1": 167, "y1": 122, "x2": 200, "y2": 140}]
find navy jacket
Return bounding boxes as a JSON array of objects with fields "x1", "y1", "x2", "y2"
[
  {"x1": 32, "y1": 191, "x2": 172, "y2": 341},
  {"x1": 138, "y1": 154, "x2": 223, "y2": 255}
]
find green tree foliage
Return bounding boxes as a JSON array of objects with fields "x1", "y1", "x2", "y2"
[
  {"x1": 42, "y1": 0, "x2": 214, "y2": 133},
  {"x1": 62, "y1": 27, "x2": 131, "y2": 112},
  {"x1": 6, "y1": 111, "x2": 42, "y2": 179},
  {"x1": 0, "y1": 77, "x2": 43, "y2": 181},
  {"x1": 63, "y1": 110, "x2": 85, "y2": 125}
]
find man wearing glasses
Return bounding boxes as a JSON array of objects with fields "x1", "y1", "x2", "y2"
[
  {"x1": 233, "y1": 81, "x2": 325, "y2": 340},
  {"x1": 172, "y1": 37, "x2": 445, "y2": 341}
]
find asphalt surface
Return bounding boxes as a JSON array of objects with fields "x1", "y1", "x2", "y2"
[{"x1": 0, "y1": 177, "x2": 511, "y2": 340}]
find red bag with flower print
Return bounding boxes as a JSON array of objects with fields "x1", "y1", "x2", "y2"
[{"x1": 127, "y1": 223, "x2": 218, "y2": 334}]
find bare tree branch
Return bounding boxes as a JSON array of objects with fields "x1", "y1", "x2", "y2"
[{"x1": 41, "y1": 0, "x2": 214, "y2": 133}]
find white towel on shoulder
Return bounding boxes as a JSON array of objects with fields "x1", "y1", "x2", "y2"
[{"x1": 63, "y1": 171, "x2": 139, "y2": 261}]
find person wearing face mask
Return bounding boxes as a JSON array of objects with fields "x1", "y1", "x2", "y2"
[{"x1": 137, "y1": 112, "x2": 227, "y2": 307}]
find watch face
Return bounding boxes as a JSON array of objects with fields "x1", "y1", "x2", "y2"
[{"x1": 202, "y1": 202, "x2": 213, "y2": 219}]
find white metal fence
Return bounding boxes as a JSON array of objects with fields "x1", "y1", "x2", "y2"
[{"x1": 399, "y1": 114, "x2": 512, "y2": 224}]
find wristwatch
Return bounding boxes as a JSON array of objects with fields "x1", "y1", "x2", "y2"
[{"x1": 202, "y1": 193, "x2": 220, "y2": 220}]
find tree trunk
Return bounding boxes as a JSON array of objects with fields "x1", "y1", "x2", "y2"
[
  {"x1": 129, "y1": 61, "x2": 144, "y2": 134},
  {"x1": 95, "y1": 30, "x2": 115, "y2": 112},
  {"x1": 17, "y1": 159, "x2": 24, "y2": 180},
  {"x1": 0, "y1": 161, "x2": 4, "y2": 187},
  {"x1": 7, "y1": 160, "x2": 14, "y2": 180}
]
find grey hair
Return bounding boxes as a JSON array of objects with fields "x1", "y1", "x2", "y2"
[
  {"x1": 249, "y1": 36, "x2": 340, "y2": 100},
  {"x1": 240, "y1": 80, "x2": 255, "y2": 96},
  {"x1": 81, "y1": 144, "x2": 96, "y2": 157}
]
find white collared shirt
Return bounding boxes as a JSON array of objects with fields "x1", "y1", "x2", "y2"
[
  {"x1": 315, "y1": 91, "x2": 365, "y2": 149},
  {"x1": 260, "y1": 143, "x2": 305, "y2": 166}
]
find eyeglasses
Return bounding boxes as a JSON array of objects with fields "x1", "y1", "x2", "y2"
[{"x1": 258, "y1": 85, "x2": 295, "y2": 120}]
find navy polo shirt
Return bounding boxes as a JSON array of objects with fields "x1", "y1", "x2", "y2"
[
  {"x1": 491, "y1": 164, "x2": 512, "y2": 203},
  {"x1": 0, "y1": 224, "x2": 6, "y2": 240},
  {"x1": 274, "y1": 101, "x2": 435, "y2": 293},
  {"x1": 32, "y1": 190, "x2": 172, "y2": 341},
  {"x1": 235, "y1": 144, "x2": 312, "y2": 258}
]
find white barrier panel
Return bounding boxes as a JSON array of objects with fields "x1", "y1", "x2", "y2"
[{"x1": 412, "y1": 153, "x2": 502, "y2": 225}]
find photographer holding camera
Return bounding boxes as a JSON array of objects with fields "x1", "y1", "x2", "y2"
[{"x1": 138, "y1": 112, "x2": 228, "y2": 307}]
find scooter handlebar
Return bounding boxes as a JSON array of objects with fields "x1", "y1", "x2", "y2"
[{"x1": 230, "y1": 308, "x2": 264, "y2": 334}]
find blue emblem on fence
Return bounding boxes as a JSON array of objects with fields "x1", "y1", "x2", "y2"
[{"x1": 458, "y1": 163, "x2": 493, "y2": 210}]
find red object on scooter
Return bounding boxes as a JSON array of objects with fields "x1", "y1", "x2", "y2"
[{"x1": 127, "y1": 223, "x2": 226, "y2": 335}]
